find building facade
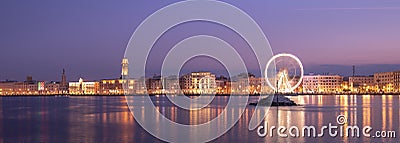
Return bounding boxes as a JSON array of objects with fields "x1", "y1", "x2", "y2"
[
  {"x1": 69, "y1": 78, "x2": 100, "y2": 95},
  {"x1": 0, "y1": 81, "x2": 17, "y2": 95},
  {"x1": 302, "y1": 74, "x2": 343, "y2": 93},
  {"x1": 99, "y1": 58, "x2": 135, "y2": 95},
  {"x1": 133, "y1": 77, "x2": 147, "y2": 94},
  {"x1": 374, "y1": 71, "x2": 400, "y2": 92},
  {"x1": 45, "y1": 82, "x2": 60, "y2": 94},
  {"x1": 349, "y1": 76, "x2": 375, "y2": 92},
  {"x1": 234, "y1": 74, "x2": 263, "y2": 94},
  {"x1": 163, "y1": 75, "x2": 180, "y2": 94},
  {"x1": 180, "y1": 72, "x2": 216, "y2": 94},
  {"x1": 100, "y1": 79, "x2": 124, "y2": 95},
  {"x1": 147, "y1": 75, "x2": 164, "y2": 94}
]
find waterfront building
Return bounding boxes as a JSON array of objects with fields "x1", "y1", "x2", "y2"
[
  {"x1": 302, "y1": 74, "x2": 343, "y2": 93},
  {"x1": 374, "y1": 71, "x2": 400, "y2": 92},
  {"x1": 179, "y1": 72, "x2": 216, "y2": 94},
  {"x1": 231, "y1": 73, "x2": 251, "y2": 94},
  {"x1": 133, "y1": 77, "x2": 147, "y2": 94},
  {"x1": 13, "y1": 76, "x2": 40, "y2": 95},
  {"x1": 241, "y1": 75, "x2": 262, "y2": 94},
  {"x1": 349, "y1": 76, "x2": 375, "y2": 92},
  {"x1": 163, "y1": 75, "x2": 180, "y2": 94},
  {"x1": 0, "y1": 81, "x2": 17, "y2": 95},
  {"x1": 13, "y1": 82, "x2": 37, "y2": 95},
  {"x1": 125, "y1": 79, "x2": 135, "y2": 94},
  {"x1": 99, "y1": 57, "x2": 136, "y2": 95},
  {"x1": 0, "y1": 76, "x2": 45, "y2": 95},
  {"x1": 340, "y1": 80, "x2": 351, "y2": 93},
  {"x1": 231, "y1": 73, "x2": 264, "y2": 94},
  {"x1": 215, "y1": 76, "x2": 231, "y2": 94},
  {"x1": 249, "y1": 76, "x2": 263, "y2": 94},
  {"x1": 147, "y1": 75, "x2": 164, "y2": 94},
  {"x1": 100, "y1": 79, "x2": 124, "y2": 94},
  {"x1": 99, "y1": 79, "x2": 135, "y2": 95},
  {"x1": 230, "y1": 81, "x2": 238, "y2": 94},
  {"x1": 68, "y1": 78, "x2": 99, "y2": 95},
  {"x1": 45, "y1": 82, "x2": 60, "y2": 94}
]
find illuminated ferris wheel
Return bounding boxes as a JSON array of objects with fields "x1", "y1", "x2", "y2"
[{"x1": 265, "y1": 53, "x2": 304, "y2": 93}]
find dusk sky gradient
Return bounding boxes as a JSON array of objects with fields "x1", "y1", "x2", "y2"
[{"x1": 1, "y1": 0, "x2": 400, "y2": 81}]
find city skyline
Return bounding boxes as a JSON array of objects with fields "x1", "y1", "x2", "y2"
[
  {"x1": 2, "y1": 60, "x2": 400, "y2": 95},
  {"x1": 1, "y1": 0, "x2": 400, "y2": 81},
  {"x1": 2, "y1": 63, "x2": 400, "y2": 82},
  {"x1": 1, "y1": 1, "x2": 400, "y2": 143}
]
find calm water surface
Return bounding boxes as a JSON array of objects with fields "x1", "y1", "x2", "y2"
[{"x1": 0, "y1": 95, "x2": 398, "y2": 143}]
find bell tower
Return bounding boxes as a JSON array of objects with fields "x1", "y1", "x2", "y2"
[
  {"x1": 60, "y1": 69, "x2": 68, "y2": 94},
  {"x1": 121, "y1": 58, "x2": 129, "y2": 79}
]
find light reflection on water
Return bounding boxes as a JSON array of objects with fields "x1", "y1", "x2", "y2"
[{"x1": 0, "y1": 95, "x2": 399, "y2": 143}]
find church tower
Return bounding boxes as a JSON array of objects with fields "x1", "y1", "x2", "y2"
[
  {"x1": 121, "y1": 58, "x2": 129, "y2": 79},
  {"x1": 60, "y1": 69, "x2": 68, "y2": 94}
]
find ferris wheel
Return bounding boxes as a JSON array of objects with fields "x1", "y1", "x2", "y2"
[{"x1": 265, "y1": 53, "x2": 304, "y2": 93}]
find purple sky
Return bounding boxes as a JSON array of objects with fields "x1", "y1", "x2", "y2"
[{"x1": 1, "y1": 0, "x2": 400, "y2": 81}]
